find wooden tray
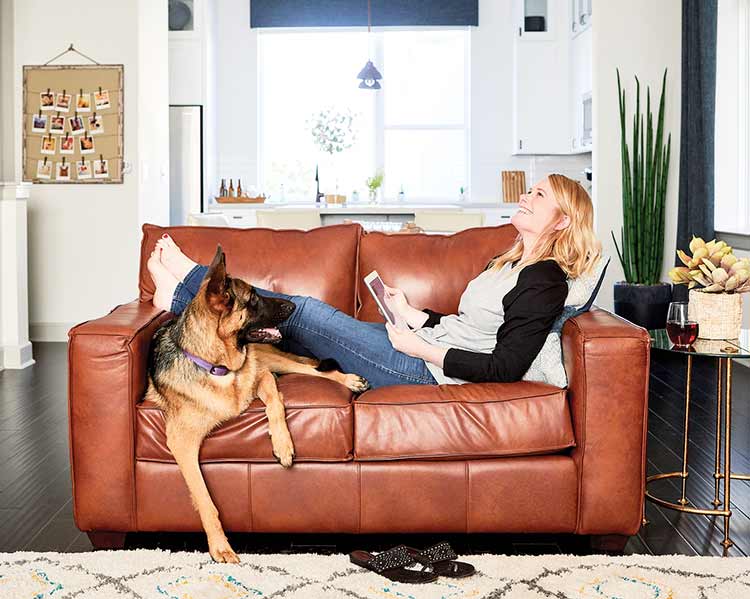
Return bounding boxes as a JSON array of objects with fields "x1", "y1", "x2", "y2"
[{"x1": 215, "y1": 195, "x2": 265, "y2": 204}]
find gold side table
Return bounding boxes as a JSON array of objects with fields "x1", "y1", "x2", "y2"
[{"x1": 644, "y1": 328, "x2": 750, "y2": 556}]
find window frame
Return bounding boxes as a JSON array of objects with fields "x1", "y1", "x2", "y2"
[{"x1": 257, "y1": 26, "x2": 472, "y2": 203}]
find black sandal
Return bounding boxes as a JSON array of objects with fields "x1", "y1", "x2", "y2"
[
  {"x1": 349, "y1": 545, "x2": 438, "y2": 584},
  {"x1": 404, "y1": 541, "x2": 476, "y2": 578}
]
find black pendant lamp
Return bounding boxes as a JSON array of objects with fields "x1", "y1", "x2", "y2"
[{"x1": 357, "y1": 0, "x2": 382, "y2": 89}]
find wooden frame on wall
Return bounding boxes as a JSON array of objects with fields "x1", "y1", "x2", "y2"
[{"x1": 22, "y1": 64, "x2": 123, "y2": 184}]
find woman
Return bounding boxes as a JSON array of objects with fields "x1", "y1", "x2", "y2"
[{"x1": 147, "y1": 174, "x2": 601, "y2": 389}]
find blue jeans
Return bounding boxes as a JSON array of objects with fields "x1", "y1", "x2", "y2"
[{"x1": 171, "y1": 265, "x2": 437, "y2": 388}]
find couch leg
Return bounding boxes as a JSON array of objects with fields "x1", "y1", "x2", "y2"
[
  {"x1": 87, "y1": 531, "x2": 127, "y2": 550},
  {"x1": 589, "y1": 534, "x2": 629, "y2": 554}
]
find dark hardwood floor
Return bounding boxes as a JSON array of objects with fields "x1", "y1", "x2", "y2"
[{"x1": 0, "y1": 342, "x2": 748, "y2": 556}]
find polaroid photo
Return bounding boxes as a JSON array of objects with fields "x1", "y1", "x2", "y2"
[
  {"x1": 56, "y1": 161, "x2": 71, "y2": 181},
  {"x1": 79, "y1": 135, "x2": 95, "y2": 155},
  {"x1": 40, "y1": 136, "x2": 57, "y2": 155},
  {"x1": 88, "y1": 114, "x2": 104, "y2": 135},
  {"x1": 55, "y1": 93, "x2": 71, "y2": 112},
  {"x1": 40, "y1": 91, "x2": 55, "y2": 110},
  {"x1": 31, "y1": 113, "x2": 48, "y2": 133},
  {"x1": 37, "y1": 159, "x2": 52, "y2": 179},
  {"x1": 49, "y1": 115, "x2": 65, "y2": 135},
  {"x1": 68, "y1": 116, "x2": 85, "y2": 135},
  {"x1": 77, "y1": 160, "x2": 92, "y2": 180},
  {"x1": 93, "y1": 159, "x2": 109, "y2": 179},
  {"x1": 60, "y1": 135, "x2": 75, "y2": 154},
  {"x1": 93, "y1": 89, "x2": 111, "y2": 110},
  {"x1": 76, "y1": 93, "x2": 91, "y2": 112}
]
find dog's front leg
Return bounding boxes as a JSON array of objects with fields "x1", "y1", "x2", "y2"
[
  {"x1": 166, "y1": 421, "x2": 240, "y2": 563},
  {"x1": 255, "y1": 369, "x2": 295, "y2": 468}
]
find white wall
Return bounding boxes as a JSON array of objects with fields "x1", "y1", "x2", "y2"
[
  {"x1": 7, "y1": 0, "x2": 169, "y2": 341},
  {"x1": 170, "y1": 0, "x2": 592, "y2": 205},
  {"x1": 591, "y1": 0, "x2": 682, "y2": 311}
]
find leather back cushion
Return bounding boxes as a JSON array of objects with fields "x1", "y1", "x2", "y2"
[
  {"x1": 357, "y1": 224, "x2": 519, "y2": 322},
  {"x1": 139, "y1": 223, "x2": 362, "y2": 315}
]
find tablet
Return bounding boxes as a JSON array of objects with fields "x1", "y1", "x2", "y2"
[{"x1": 364, "y1": 270, "x2": 406, "y2": 329}]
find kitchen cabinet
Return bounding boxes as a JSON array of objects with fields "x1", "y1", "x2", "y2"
[{"x1": 512, "y1": 0, "x2": 592, "y2": 155}]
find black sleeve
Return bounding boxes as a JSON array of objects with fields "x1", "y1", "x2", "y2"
[
  {"x1": 442, "y1": 262, "x2": 568, "y2": 383},
  {"x1": 421, "y1": 308, "x2": 448, "y2": 328}
]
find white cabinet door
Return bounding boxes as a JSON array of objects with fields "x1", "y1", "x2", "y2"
[{"x1": 512, "y1": 0, "x2": 571, "y2": 155}]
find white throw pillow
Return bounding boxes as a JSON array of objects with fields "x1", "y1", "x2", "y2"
[{"x1": 522, "y1": 256, "x2": 610, "y2": 388}]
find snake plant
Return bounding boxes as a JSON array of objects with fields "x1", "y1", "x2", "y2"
[{"x1": 612, "y1": 68, "x2": 672, "y2": 285}]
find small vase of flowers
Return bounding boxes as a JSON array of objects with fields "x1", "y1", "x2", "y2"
[
  {"x1": 669, "y1": 236, "x2": 750, "y2": 339},
  {"x1": 366, "y1": 170, "x2": 384, "y2": 204}
]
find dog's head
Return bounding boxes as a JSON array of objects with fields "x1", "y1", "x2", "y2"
[{"x1": 203, "y1": 245, "x2": 295, "y2": 346}]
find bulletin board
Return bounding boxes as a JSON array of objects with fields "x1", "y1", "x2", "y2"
[{"x1": 22, "y1": 63, "x2": 123, "y2": 184}]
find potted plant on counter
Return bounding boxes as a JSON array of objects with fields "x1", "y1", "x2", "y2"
[
  {"x1": 612, "y1": 68, "x2": 673, "y2": 329},
  {"x1": 669, "y1": 238, "x2": 749, "y2": 339},
  {"x1": 366, "y1": 170, "x2": 384, "y2": 204}
]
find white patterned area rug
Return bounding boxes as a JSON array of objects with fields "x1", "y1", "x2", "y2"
[{"x1": 1, "y1": 549, "x2": 749, "y2": 598}]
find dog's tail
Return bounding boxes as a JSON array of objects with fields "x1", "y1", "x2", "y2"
[{"x1": 315, "y1": 358, "x2": 342, "y2": 372}]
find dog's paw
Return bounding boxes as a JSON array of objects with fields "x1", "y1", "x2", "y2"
[
  {"x1": 343, "y1": 373, "x2": 370, "y2": 393},
  {"x1": 208, "y1": 535, "x2": 240, "y2": 564},
  {"x1": 272, "y1": 435, "x2": 295, "y2": 469}
]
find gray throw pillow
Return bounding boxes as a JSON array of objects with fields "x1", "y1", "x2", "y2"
[{"x1": 521, "y1": 256, "x2": 611, "y2": 388}]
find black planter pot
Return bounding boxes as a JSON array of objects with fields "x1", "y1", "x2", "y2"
[{"x1": 613, "y1": 282, "x2": 674, "y2": 330}]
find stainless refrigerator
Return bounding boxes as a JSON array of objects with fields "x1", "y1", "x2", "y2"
[{"x1": 169, "y1": 105, "x2": 203, "y2": 225}]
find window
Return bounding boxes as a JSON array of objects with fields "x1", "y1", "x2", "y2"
[
  {"x1": 259, "y1": 29, "x2": 469, "y2": 202},
  {"x1": 715, "y1": 0, "x2": 749, "y2": 235}
]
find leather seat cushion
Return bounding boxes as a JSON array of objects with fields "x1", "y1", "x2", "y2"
[
  {"x1": 136, "y1": 374, "x2": 354, "y2": 463},
  {"x1": 353, "y1": 381, "x2": 575, "y2": 460}
]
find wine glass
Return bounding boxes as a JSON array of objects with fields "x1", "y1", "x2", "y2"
[{"x1": 666, "y1": 302, "x2": 699, "y2": 348}]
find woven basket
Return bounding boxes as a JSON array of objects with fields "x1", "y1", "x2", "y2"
[{"x1": 688, "y1": 289, "x2": 743, "y2": 339}]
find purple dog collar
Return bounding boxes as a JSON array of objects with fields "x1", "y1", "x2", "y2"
[{"x1": 182, "y1": 350, "x2": 230, "y2": 376}]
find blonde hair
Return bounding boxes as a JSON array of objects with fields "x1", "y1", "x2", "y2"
[{"x1": 488, "y1": 173, "x2": 602, "y2": 279}]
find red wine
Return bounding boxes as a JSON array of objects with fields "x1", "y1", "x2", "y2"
[{"x1": 666, "y1": 320, "x2": 699, "y2": 346}]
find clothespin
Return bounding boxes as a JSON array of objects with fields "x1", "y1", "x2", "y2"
[
  {"x1": 38, "y1": 108, "x2": 42, "y2": 117},
  {"x1": 79, "y1": 88, "x2": 83, "y2": 96},
  {"x1": 93, "y1": 111, "x2": 96, "y2": 119},
  {"x1": 43, "y1": 156, "x2": 47, "y2": 165},
  {"x1": 99, "y1": 153, "x2": 103, "y2": 163},
  {"x1": 98, "y1": 86, "x2": 102, "y2": 94},
  {"x1": 62, "y1": 156, "x2": 66, "y2": 165},
  {"x1": 46, "y1": 88, "x2": 50, "y2": 95},
  {"x1": 62, "y1": 89, "x2": 66, "y2": 98}
]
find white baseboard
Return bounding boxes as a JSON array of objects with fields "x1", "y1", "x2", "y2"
[
  {"x1": 30, "y1": 322, "x2": 76, "y2": 342},
  {"x1": 2, "y1": 341, "x2": 35, "y2": 369}
]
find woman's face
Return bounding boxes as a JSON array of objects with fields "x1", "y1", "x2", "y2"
[{"x1": 511, "y1": 177, "x2": 570, "y2": 235}]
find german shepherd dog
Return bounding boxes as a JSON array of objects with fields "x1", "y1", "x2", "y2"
[{"x1": 144, "y1": 246, "x2": 369, "y2": 563}]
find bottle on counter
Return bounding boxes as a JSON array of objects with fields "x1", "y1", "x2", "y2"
[
  {"x1": 280, "y1": 183, "x2": 286, "y2": 203},
  {"x1": 220, "y1": 179, "x2": 227, "y2": 197},
  {"x1": 398, "y1": 185, "x2": 405, "y2": 202},
  {"x1": 459, "y1": 186, "x2": 466, "y2": 202},
  {"x1": 228, "y1": 179, "x2": 235, "y2": 197},
  {"x1": 352, "y1": 189, "x2": 360, "y2": 203},
  {"x1": 237, "y1": 179, "x2": 243, "y2": 197}
]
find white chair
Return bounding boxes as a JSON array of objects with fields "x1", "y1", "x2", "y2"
[
  {"x1": 255, "y1": 209, "x2": 321, "y2": 230},
  {"x1": 414, "y1": 210, "x2": 485, "y2": 233},
  {"x1": 187, "y1": 213, "x2": 230, "y2": 226}
]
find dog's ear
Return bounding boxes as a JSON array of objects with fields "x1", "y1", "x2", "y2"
[{"x1": 205, "y1": 245, "x2": 231, "y2": 313}]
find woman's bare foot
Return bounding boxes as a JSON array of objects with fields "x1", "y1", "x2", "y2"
[
  {"x1": 155, "y1": 234, "x2": 198, "y2": 281},
  {"x1": 147, "y1": 250, "x2": 179, "y2": 311}
]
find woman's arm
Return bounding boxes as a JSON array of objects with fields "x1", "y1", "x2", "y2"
[{"x1": 440, "y1": 261, "x2": 568, "y2": 382}]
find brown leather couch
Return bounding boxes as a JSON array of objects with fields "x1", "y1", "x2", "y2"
[{"x1": 68, "y1": 222, "x2": 650, "y2": 552}]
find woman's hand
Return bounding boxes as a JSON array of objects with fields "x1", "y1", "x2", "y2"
[
  {"x1": 385, "y1": 322, "x2": 430, "y2": 358},
  {"x1": 382, "y1": 284, "x2": 410, "y2": 320}
]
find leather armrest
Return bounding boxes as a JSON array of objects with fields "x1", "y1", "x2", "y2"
[
  {"x1": 68, "y1": 300, "x2": 172, "y2": 531},
  {"x1": 561, "y1": 308, "x2": 651, "y2": 535}
]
